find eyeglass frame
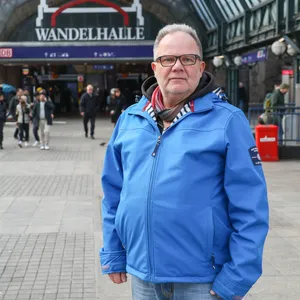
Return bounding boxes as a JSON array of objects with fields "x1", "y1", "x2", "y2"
[{"x1": 155, "y1": 54, "x2": 202, "y2": 67}]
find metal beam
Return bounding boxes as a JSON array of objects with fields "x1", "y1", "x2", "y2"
[
  {"x1": 276, "y1": 0, "x2": 284, "y2": 36},
  {"x1": 203, "y1": 0, "x2": 226, "y2": 24},
  {"x1": 286, "y1": 0, "x2": 295, "y2": 33}
]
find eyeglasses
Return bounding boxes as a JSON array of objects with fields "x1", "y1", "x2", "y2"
[{"x1": 155, "y1": 54, "x2": 202, "y2": 67}]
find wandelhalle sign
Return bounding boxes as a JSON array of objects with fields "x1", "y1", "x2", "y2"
[{"x1": 35, "y1": 0, "x2": 145, "y2": 42}]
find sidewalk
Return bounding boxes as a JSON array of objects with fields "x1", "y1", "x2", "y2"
[{"x1": 0, "y1": 118, "x2": 300, "y2": 299}]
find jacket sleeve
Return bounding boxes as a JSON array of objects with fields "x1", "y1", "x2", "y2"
[
  {"x1": 80, "y1": 94, "x2": 85, "y2": 113},
  {"x1": 212, "y1": 111, "x2": 269, "y2": 300},
  {"x1": 100, "y1": 119, "x2": 126, "y2": 274}
]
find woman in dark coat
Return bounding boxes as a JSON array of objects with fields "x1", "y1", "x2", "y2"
[{"x1": 109, "y1": 88, "x2": 126, "y2": 125}]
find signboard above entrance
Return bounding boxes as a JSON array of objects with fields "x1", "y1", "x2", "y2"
[
  {"x1": 35, "y1": 0, "x2": 145, "y2": 42},
  {"x1": 0, "y1": 45, "x2": 153, "y2": 61},
  {"x1": 241, "y1": 48, "x2": 267, "y2": 65}
]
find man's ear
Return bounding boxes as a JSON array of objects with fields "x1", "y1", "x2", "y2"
[
  {"x1": 200, "y1": 61, "x2": 206, "y2": 75},
  {"x1": 151, "y1": 62, "x2": 157, "y2": 74}
]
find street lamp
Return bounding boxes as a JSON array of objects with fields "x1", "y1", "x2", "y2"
[
  {"x1": 213, "y1": 56, "x2": 223, "y2": 68},
  {"x1": 287, "y1": 44, "x2": 297, "y2": 56},
  {"x1": 233, "y1": 55, "x2": 242, "y2": 67},
  {"x1": 271, "y1": 40, "x2": 286, "y2": 56}
]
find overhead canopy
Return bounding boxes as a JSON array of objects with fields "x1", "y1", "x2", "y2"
[{"x1": 0, "y1": 0, "x2": 296, "y2": 57}]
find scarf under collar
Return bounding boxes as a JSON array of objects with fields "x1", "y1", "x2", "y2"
[{"x1": 151, "y1": 86, "x2": 189, "y2": 122}]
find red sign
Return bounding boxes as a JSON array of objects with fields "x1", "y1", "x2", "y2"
[
  {"x1": 282, "y1": 69, "x2": 294, "y2": 75},
  {"x1": 0, "y1": 48, "x2": 13, "y2": 58},
  {"x1": 77, "y1": 75, "x2": 84, "y2": 82}
]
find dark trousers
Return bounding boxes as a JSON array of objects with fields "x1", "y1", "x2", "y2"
[
  {"x1": 14, "y1": 127, "x2": 19, "y2": 139},
  {"x1": 19, "y1": 123, "x2": 29, "y2": 142},
  {"x1": 83, "y1": 114, "x2": 95, "y2": 136},
  {"x1": 0, "y1": 121, "x2": 4, "y2": 144},
  {"x1": 33, "y1": 121, "x2": 40, "y2": 142}
]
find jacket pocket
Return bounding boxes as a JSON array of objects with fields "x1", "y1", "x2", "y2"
[
  {"x1": 206, "y1": 207, "x2": 214, "y2": 260},
  {"x1": 115, "y1": 206, "x2": 127, "y2": 249}
]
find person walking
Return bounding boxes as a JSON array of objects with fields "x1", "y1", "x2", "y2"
[
  {"x1": 31, "y1": 92, "x2": 40, "y2": 147},
  {"x1": 270, "y1": 83, "x2": 289, "y2": 143},
  {"x1": 80, "y1": 84, "x2": 99, "y2": 139},
  {"x1": 32, "y1": 91, "x2": 54, "y2": 150},
  {"x1": 100, "y1": 24, "x2": 269, "y2": 300},
  {"x1": 16, "y1": 95, "x2": 30, "y2": 148},
  {"x1": 0, "y1": 93, "x2": 7, "y2": 149},
  {"x1": 108, "y1": 88, "x2": 126, "y2": 126},
  {"x1": 9, "y1": 88, "x2": 23, "y2": 139}
]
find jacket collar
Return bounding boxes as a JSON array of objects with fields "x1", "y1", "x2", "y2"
[{"x1": 131, "y1": 92, "x2": 216, "y2": 115}]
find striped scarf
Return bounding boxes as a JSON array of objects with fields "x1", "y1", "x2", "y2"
[{"x1": 151, "y1": 86, "x2": 188, "y2": 122}]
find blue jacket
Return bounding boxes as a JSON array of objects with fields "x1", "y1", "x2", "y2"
[{"x1": 100, "y1": 91, "x2": 269, "y2": 300}]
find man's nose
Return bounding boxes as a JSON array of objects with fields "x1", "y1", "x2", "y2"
[{"x1": 172, "y1": 58, "x2": 184, "y2": 70}]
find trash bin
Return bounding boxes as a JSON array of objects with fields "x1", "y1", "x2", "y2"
[{"x1": 255, "y1": 125, "x2": 279, "y2": 161}]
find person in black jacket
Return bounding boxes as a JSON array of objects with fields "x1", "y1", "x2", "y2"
[
  {"x1": 80, "y1": 85, "x2": 99, "y2": 139},
  {"x1": 0, "y1": 93, "x2": 7, "y2": 149},
  {"x1": 109, "y1": 88, "x2": 126, "y2": 125}
]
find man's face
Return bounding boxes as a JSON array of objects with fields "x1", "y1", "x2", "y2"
[
  {"x1": 0, "y1": 96, "x2": 4, "y2": 102},
  {"x1": 115, "y1": 90, "x2": 121, "y2": 97},
  {"x1": 40, "y1": 95, "x2": 46, "y2": 102},
  {"x1": 17, "y1": 90, "x2": 23, "y2": 97},
  {"x1": 87, "y1": 87, "x2": 93, "y2": 94},
  {"x1": 151, "y1": 32, "x2": 205, "y2": 100},
  {"x1": 280, "y1": 88, "x2": 288, "y2": 95},
  {"x1": 24, "y1": 90, "x2": 29, "y2": 96}
]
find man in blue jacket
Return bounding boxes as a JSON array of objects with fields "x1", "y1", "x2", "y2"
[{"x1": 101, "y1": 24, "x2": 269, "y2": 300}]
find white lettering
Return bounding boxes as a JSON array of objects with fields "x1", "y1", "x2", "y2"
[
  {"x1": 35, "y1": 28, "x2": 49, "y2": 41},
  {"x1": 136, "y1": 27, "x2": 144, "y2": 40},
  {"x1": 126, "y1": 27, "x2": 136, "y2": 40},
  {"x1": 57, "y1": 28, "x2": 68, "y2": 41},
  {"x1": 68, "y1": 28, "x2": 80, "y2": 41},
  {"x1": 35, "y1": 27, "x2": 145, "y2": 41},
  {"x1": 97, "y1": 28, "x2": 108, "y2": 40},
  {"x1": 260, "y1": 136, "x2": 276, "y2": 142},
  {"x1": 118, "y1": 27, "x2": 126, "y2": 40},
  {"x1": 48, "y1": 29, "x2": 58, "y2": 41},
  {"x1": 79, "y1": 28, "x2": 88, "y2": 40},
  {"x1": 108, "y1": 28, "x2": 118, "y2": 40},
  {"x1": 88, "y1": 28, "x2": 97, "y2": 40}
]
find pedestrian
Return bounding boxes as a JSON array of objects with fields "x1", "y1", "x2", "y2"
[
  {"x1": 9, "y1": 88, "x2": 23, "y2": 139},
  {"x1": 238, "y1": 82, "x2": 248, "y2": 113},
  {"x1": 0, "y1": 92, "x2": 7, "y2": 150},
  {"x1": 100, "y1": 24, "x2": 269, "y2": 300},
  {"x1": 270, "y1": 83, "x2": 289, "y2": 143},
  {"x1": 80, "y1": 84, "x2": 99, "y2": 139},
  {"x1": 16, "y1": 95, "x2": 30, "y2": 148},
  {"x1": 23, "y1": 89, "x2": 32, "y2": 104},
  {"x1": 31, "y1": 92, "x2": 40, "y2": 147},
  {"x1": 109, "y1": 88, "x2": 126, "y2": 125},
  {"x1": 32, "y1": 91, "x2": 54, "y2": 150}
]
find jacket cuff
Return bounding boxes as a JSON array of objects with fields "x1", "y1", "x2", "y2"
[
  {"x1": 212, "y1": 271, "x2": 250, "y2": 300},
  {"x1": 100, "y1": 248, "x2": 127, "y2": 274}
]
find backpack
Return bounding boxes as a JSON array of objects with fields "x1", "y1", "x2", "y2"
[{"x1": 263, "y1": 93, "x2": 272, "y2": 111}]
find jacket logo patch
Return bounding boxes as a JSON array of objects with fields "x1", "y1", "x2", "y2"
[{"x1": 249, "y1": 146, "x2": 262, "y2": 166}]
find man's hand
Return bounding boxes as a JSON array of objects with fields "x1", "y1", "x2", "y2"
[
  {"x1": 80, "y1": 112, "x2": 84, "y2": 117},
  {"x1": 51, "y1": 114, "x2": 54, "y2": 119},
  {"x1": 108, "y1": 272, "x2": 127, "y2": 284},
  {"x1": 210, "y1": 290, "x2": 221, "y2": 298}
]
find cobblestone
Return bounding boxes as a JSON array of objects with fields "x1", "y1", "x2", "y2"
[{"x1": 1, "y1": 119, "x2": 300, "y2": 299}]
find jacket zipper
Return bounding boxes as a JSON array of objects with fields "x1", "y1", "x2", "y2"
[
  {"x1": 147, "y1": 135, "x2": 162, "y2": 281},
  {"x1": 212, "y1": 254, "x2": 216, "y2": 270},
  {"x1": 152, "y1": 136, "x2": 161, "y2": 156}
]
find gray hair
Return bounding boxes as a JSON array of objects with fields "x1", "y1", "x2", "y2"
[{"x1": 153, "y1": 24, "x2": 203, "y2": 60}]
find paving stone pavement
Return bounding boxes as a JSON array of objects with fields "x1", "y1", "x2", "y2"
[{"x1": 0, "y1": 118, "x2": 300, "y2": 300}]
